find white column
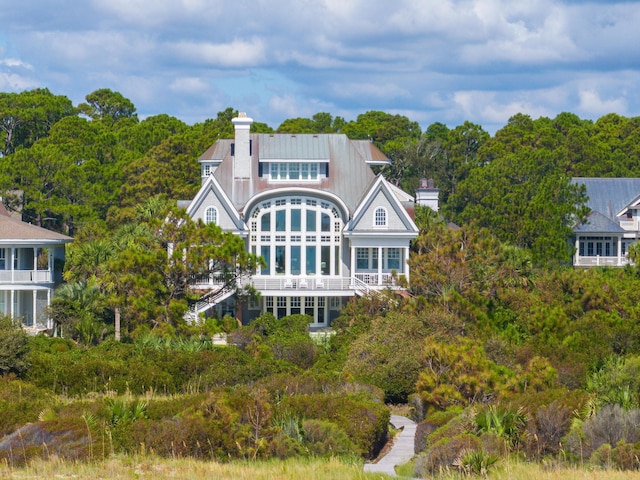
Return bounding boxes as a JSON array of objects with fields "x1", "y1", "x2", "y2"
[
  {"x1": 378, "y1": 247, "x2": 383, "y2": 285},
  {"x1": 350, "y1": 246, "x2": 355, "y2": 281},
  {"x1": 47, "y1": 289, "x2": 52, "y2": 329},
  {"x1": 10, "y1": 248, "x2": 15, "y2": 283},
  {"x1": 10, "y1": 289, "x2": 14, "y2": 318},
  {"x1": 618, "y1": 236, "x2": 623, "y2": 265},
  {"x1": 32, "y1": 290, "x2": 37, "y2": 327},
  {"x1": 575, "y1": 236, "x2": 580, "y2": 265},
  {"x1": 404, "y1": 247, "x2": 410, "y2": 283}
]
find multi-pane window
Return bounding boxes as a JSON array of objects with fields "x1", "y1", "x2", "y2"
[
  {"x1": 386, "y1": 248, "x2": 401, "y2": 270},
  {"x1": 268, "y1": 162, "x2": 323, "y2": 180},
  {"x1": 578, "y1": 236, "x2": 618, "y2": 257},
  {"x1": 374, "y1": 207, "x2": 387, "y2": 227},
  {"x1": 205, "y1": 206, "x2": 218, "y2": 225},
  {"x1": 0, "y1": 249, "x2": 5, "y2": 270},
  {"x1": 250, "y1": 196, "x2": 343, "y2": 276}
]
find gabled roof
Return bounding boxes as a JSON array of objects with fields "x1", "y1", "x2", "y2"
[
  {"x1": 201, "y1": 134, "x2": 380, "y2": 214},
  {"x1": 0, "y1": 212, "x2": 73, "y2": 244},
  {"x1": 186, "y1": 175, "x2": 246, "y2": 233},
  {"x1": 346, "y1": 175, "x2": 419, "y2": 235},
  {"x1": 574, "y1": 210, "x2": 626, "y2": 234},
  {"x1": 572, "y1": 178, "x2": 640, "y2": 220}
]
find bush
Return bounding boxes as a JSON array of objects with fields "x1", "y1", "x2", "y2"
[
  {"x1": 0, "y1": 315, "x2": 30, "y2": 376},
  {"x1": 302, "y1": 419, "x2": 355, "y2": 456},
  {"x1": 281, "y1": 393, "x2": 389, "y2": 459},
  {"x1": 415, "y1": 434, "x2": 481, "y2": 476}
]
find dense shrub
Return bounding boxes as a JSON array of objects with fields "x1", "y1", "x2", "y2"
[
  {"x1": 0, "y1": 419, "x2": 94, "y2": 466},
  {"x1": 565, "y1": 404, "x2": 640, "y2": 458},
  {"x1": 281, "y1": 393, "x2": 389, "y2": 458},
  {"x1": 524, "y1": 400, "x2": 572, "y2": 458},
  {"x1": 0, "y1": 378, "x2": 53, "y2": 437},
  {"x1": 414, "y1": 434, "x2": 481, "y2": 476},
  {"x1": 591, "y1": 441, "x2": 640, "y2": 470},
  {"x1": 0, "y1": 315, "x2": 30, "y2": 376},
  {"x1": 302, "y1": 419, "x2": 355, "y2": 456}
]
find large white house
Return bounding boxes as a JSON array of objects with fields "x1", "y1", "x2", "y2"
[
  {"x1": 572, "y1": 177, "x2": 640, "y2": 267},
  {"x1": 182, "y1": 113, "x2": 421, "y2": 327},
  {"x1": 0, "y1": 203, "x2": 72, "y2": 331}
]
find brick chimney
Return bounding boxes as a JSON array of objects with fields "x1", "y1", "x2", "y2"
[{"x1": 232, "y1": 112, "x2": 253, "y2": 180}]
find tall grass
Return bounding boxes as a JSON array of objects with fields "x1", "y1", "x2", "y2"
[
  {"x1": 0, "y1": 455, "x2": 391, "y2": 480},
  {"x1": 7, "y1": 455, "x2": 640, "y2": 479}
]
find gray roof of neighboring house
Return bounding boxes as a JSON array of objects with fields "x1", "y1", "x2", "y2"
[
  {"x1": 574, "y1": 210, "x2": 626, "y2": 233},
  {"x1": 572, "y1": 178, "x2": 640, "y2": 220},
  {"x1": 0, "y1": 213, "x2": 73, "y2": 243},
  {"x1": 200, "y1": 134, "x2": 381, "y2": 214}
]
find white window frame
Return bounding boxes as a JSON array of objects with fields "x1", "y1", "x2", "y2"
[
  {"x1": 374, "y1": 207, "x2": 388, "y2": 228},
  {"x1": 205, "y1": 206, "x2": 218, "y2": 225}
]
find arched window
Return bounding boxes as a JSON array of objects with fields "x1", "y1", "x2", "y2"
[
  {"x1": 249, "y1": 196, "x2": 343, "y2": 277},
  {"x1": 205, "y1": 206, "x2": 218, "y2": 225},
  {"x1": 374, "y1": 207, "x2": 387, "y2": 227}
]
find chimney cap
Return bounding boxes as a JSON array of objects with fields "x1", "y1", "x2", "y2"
[{"x1": 232, "y1": 113, "x2": 254, "y2": 127}]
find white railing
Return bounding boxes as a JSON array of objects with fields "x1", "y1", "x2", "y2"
[
  {"x1": 574, "y1": 255, "x2": 631, "y2": 267},
  {"x1": 248, "y1": 276, "x2": 354, "y2": 291},
  {"x1": 0, "y1": 270, "x2": 52, "y2": 283},
  {"x1": 354, "y1": 272, "x2": 405, "y2": 287}
]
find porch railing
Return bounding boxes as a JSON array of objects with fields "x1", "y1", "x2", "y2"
[
  {"x1": 574, "y1": 255, "x2": 631, "y2": 267},
  {"x1": 0, "y1": 270, "x2": 52, "y2": 283}
]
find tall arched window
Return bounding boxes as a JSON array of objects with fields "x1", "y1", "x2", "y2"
[
  {"x1": 249, "y1": 196, "x2": 344, "y2": 277},
  {"x1": 205, "y1": 206, "x2": 218, "y2": 225},
  {"x1": 374, "y1": 207, "x2": 387, "y2": 227}
]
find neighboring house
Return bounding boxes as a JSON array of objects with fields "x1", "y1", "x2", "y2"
[
  {"x1": 182, "y1": 113, "x2": 421, "y2": 327},
  {"x1": 0, "y1": 203, "x2": 73, "y2": 332},
  {"x1": 572, "y1": 177, "x2": 640, "y2": 267}
]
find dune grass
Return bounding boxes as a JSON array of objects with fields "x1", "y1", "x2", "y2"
[
  {"x1": 0, "y1": 455, "x2": 392, "y2": 480},
  {"x1": 5, "y1": 455, "x2": 640, "y2": 479}
]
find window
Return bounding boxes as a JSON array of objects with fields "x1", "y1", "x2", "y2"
[
  {"x1": 249, "y1": 196, "x2": 343, "y2": 276},
  {"x1": 356, "y1": 248, "x2": 368, "y2": 269},
  {"x1": 268, "y1": 162, "x2": 323, "y2": 181},
  {"x1": 203, "y1": 164, "x2": 213, "y2": 176},
  {"x1": 386, "y1": 248, "x2": 401, "y2": 270},
  {"x1": 205, "y1": 206, "x2": 218, "y2": 225},
  {"x1": 374, "y1": 207, "x2": 387, "y2": 227},
  {"x1": 0, "y1": 249, "x2": 4, "y2": 270}
]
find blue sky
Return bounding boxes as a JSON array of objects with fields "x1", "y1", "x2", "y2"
[{"x1": 1, "y1": 0, "x2": 639, "y2": 134}]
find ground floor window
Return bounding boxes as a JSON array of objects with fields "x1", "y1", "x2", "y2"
[
  {"x1": 262, "y1": 296, "x2": 338, "y2": 324},
  {"x1": 578, "y1": 236, "x2": 618, "y2": 257}
]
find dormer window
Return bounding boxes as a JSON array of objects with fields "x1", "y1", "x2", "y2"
[
  {"x1": 374, "y1": 207, "x2": 388, "y2": 227},
  {"x1": 263, "y1": 162, "x2": 326, "y2": 181},
  {"x1": 205, "y1": 206, "x2": 218, "y2": 225}
]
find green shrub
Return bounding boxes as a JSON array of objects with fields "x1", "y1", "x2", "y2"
[
  {"x1": 302, "y1": 419, "x2": 355, "y2": 456},
  {"x1": 415, "y1": 434, "x2": 482, "y2": 476},
  {"x1": 0, "y1": 315, "x2": 30, "y2": 376},
  {"x1": 281, "y1": 393, "x2": 389, "y2": 459}
]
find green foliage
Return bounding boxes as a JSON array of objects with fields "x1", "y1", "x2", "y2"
[
  {"x1": 343, "y1": 311, "x2": 429, "y2": 403},
  {"x1": 475, "y1": 405, "x2": 527, "y2": 448},
  {"x1": 0, "y1": 315, "x2": 30, "y2": 376}
]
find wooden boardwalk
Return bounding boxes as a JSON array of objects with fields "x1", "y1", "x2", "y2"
[{"x1": 364, "y1": 414, "x2": 418, "y2": 478}]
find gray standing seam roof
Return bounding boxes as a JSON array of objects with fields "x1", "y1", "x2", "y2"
[
  {"x1": 572, "y1": 178, "x2": 640, "y2": 220},
  {"x1": 207, "y1": 134, "x2": 380, "y2": 215}
]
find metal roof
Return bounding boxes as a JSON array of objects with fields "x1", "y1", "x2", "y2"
[
  {"x1": 572, "y1": 178, "x2": 640, "y2": 219},
  {"x1": 574, "y1": 211, "x2": 626, "y2": 233},
  {"x1": 209, "y1": 133, "x2": 382, "y2": 215}
]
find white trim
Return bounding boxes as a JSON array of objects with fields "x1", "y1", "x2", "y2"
[
  {"x1": 205, "y1": 206, "x2": 218, "y2": 225},
  {"x1": 373, "y1": 206, "x2": 388, "y2": 228}
]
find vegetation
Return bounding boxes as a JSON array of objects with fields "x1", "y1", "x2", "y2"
[{"x1": 5, "y1": 88, "x2": 640, "y2": 475}]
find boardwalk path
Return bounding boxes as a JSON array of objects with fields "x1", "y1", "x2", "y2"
[{"x1": 364, "y1": 414, "x2": 417, "y2": 478}]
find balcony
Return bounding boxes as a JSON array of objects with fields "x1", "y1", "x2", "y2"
[
  {"x1": 0, "y1": 270, "x2": 52, "y2": 284},
  {"x1": 574, "y1": 255, "x2": 630, "y2": 267}
]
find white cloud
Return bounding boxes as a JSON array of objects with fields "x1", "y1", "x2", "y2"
[
  {"x1": 168, "y1": 38, "x2": 266, "y2": 68},
  {"x1": 169, "y1": 77, "x2": 210, "y2": 95},
  {"x1": 578, "y1": 89, "x2": 627, "y2": 117}
]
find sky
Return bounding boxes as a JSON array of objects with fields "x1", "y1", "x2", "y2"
[{"x1": 1, "y1": 0, "x2": 640, "y2": 134}]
